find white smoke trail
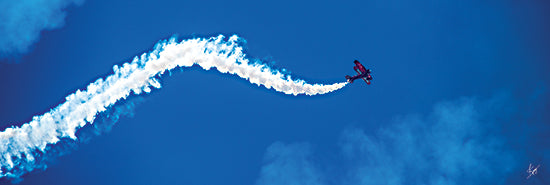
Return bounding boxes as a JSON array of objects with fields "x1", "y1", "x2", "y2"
[{"x1": 0, "y1": 35, "x2": 347, "y2": 180}]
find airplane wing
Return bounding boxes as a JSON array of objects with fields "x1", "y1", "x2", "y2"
[
  {"x1": 354, "y1": 68, "x2": 363, "y2": 75},
  {"x1": 354, "y1": 60, "x2": 368, "y2": 73},
  {"x1": 362, "y1": 77, "x2": 371, "y2": 85}
]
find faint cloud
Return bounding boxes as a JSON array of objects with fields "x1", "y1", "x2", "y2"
[
  {"x1": 257, "y1": 92, "x2": 550, "y2": 185},
  {"x1": 256, "y1": 142, "x2": 325, "y2": 185},
  {"x1": 0, "y1": 0, "x2": 84, "y2": 60},
  {"x1": 339, "y1": 97, "x2": 516, "y2": 185}
]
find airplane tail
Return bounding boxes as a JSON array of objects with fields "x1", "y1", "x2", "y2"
[{"x1": 345, "y1": 75, "x2": 353, "y2": 83}]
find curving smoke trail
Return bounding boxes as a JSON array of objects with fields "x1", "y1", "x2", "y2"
[{"x1": 0, "y1": 35, "x2": 347, "y2": 180}]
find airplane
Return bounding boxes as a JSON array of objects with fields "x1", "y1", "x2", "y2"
[
  {"x1": 345, "y1": 60, "x2": 373, "y2": 84},
  {"x1": 527, "y1": 163, "x2": 541, "y2": 179}
]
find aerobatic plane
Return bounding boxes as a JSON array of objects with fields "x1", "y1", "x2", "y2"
[
  {"x1": 527, "y1": 163, "x2": 540, "y2": 179},
  {"x1": 345, "y1": 60, "x2": 373, "y2": 84}
]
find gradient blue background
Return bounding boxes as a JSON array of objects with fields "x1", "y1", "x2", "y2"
[{"x1": 0, "y1": 0, "x2": 549, "y2": 184}]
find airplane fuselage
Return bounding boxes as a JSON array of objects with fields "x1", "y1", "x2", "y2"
[{"x1": 348, "y1": 73, "x2": 371, "y2": 82}]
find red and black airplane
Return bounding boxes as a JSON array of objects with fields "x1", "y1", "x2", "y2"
[{"x1": 345, "y1": 60, "x2": 373, "y2": 84}]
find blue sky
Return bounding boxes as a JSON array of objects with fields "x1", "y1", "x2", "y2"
[{"x1": 0, "y1": 0, "x2": 549, "y2": 184}]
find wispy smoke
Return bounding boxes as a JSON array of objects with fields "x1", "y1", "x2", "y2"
[
  {"x1": 256, "y1": 94, "x2": 545, "y2": 185},
  {"x1": 257, "y1": 142, "x2": 326, "y2": 185},
  {"x1": 0, "y1": 35, "x2": 346, "y2": 181},
  {"x1": 0, "y1": 0, "x2": 84, "y2": 59},
  {"x1": 0, "y1": 96, "x2": 142, "y2": 184}
]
